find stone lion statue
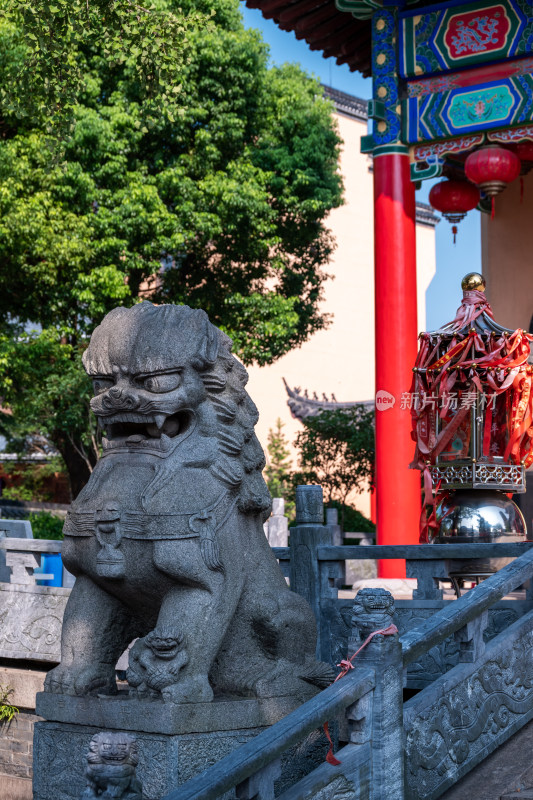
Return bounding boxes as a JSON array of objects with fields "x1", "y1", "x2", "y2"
[
  {"x1": 351, "y1": 588, "x2": 395, "y2": 642},
  {"x1": 82, "y1": 731, "x2": 141, "y2": 800},
  {"x1": 126, "y1": 626, "x2": 189, "y2": 699},
  {"x1": 45, "y1": 303, "x2": 323, "y2": 703}
]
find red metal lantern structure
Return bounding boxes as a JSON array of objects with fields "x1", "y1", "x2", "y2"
[
  {"x1": 429, "y1": 179, "x2": 480, "y2": 242},
  {"x1": 410, "y1": 273, "x2": 532, "y2": 544},
  {"x1": 465, "y1": 145, "x2": 521, "y2": 200}
]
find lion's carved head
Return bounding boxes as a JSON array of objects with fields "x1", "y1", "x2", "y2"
[
  {"x1": 86, "y1": 731, "x2": 138, "y2": 766},
  {"x1": 83, "y1": 303, "x2": 271, "y2": 518}
]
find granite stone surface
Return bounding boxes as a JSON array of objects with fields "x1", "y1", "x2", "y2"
[
  {"x1": 35, "y1": 692, "x2": 306, "y2": 735},
  {"x1": 0, "y1": 667, "x2": 46, "y2": 709},
  {"x1": 32, "y1": 716, "x2": 331, "y2": 800},
  {"x1": 81, "y1": 731, "x2": 142, "y2": 800},
  {"x1": 33, "y1": 716, "x2": 331, "y2": 800}
]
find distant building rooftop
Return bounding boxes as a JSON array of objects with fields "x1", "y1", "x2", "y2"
[
  {"x1": 415, "y1": 202, "x2": 440, "y2": 228},
  {"x1": 322, "y1": 85, "x2": 367, "y2": 122},
  {"x1": 284, "y1": 378, "x2": 373, "y2": 422}
]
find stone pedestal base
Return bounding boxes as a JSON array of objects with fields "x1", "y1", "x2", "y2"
[{"x1": 34, "y1": 692, "x2": 326, "y2": 800}]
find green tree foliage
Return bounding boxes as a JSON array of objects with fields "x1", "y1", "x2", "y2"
[
  {"x1": 1, "y1": 457, "x2": 66, "y2": 502},
  {"x1": 0, "y1": 0, "x2": 203, "y2": 135},
  {"x1": 0, "y1": 330, "x2": 100, "y2": 497},
  {"x1": 264, "y1": 418, "x2": 295, "y2": 520},
  {"x1": 293, "y1": 406, "x2": 375, "y2": 509},
  {"x1": 29, "y1": 512, "x2": 65, "y2": 540},
  {"x1": 0, "y1": 0, "x2": 343, "y2": 497}
]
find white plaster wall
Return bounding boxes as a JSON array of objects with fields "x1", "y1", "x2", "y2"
[
  {"x1": 481, "y1": 170, "x2": 533, "y2": 332},
  {"x1": 247, "y1": 109, "x2": 437, "y2": 519}
]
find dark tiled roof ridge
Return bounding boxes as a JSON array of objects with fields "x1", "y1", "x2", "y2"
[
  {"x1": 321, "y1": 84, "x2": 368, "y2": 121},
  {"x1": 415, "y1": 202, "x2": 440, "y2": 228}
]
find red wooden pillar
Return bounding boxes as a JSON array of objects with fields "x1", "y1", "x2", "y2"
[{"x1": 373, "y1": 145, "x2": 421, "y2": 578}]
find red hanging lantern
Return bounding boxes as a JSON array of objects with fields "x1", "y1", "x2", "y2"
[
  {"x1": 515, "y1": 140, "x2": 533, "y2": 177},
  {"x1": 429, "y1": 179, "x2": 480, "y2": 242},
  {"x1": 465, "y1": 144, "x2": 521, "y2": 197},
  {"x1": 515, "y1": 140, "x2": 533, "y2": 160},
  {"x1": 429, "y1": 179, "x2": 480, "y2": 223}
]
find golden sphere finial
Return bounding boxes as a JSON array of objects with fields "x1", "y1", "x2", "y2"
[{"x1": 461, "y1": 272, "x2": 485, "y2": 292}]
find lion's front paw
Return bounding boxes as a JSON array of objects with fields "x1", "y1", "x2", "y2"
[
  {"x1": 161, "y1": 676, "x2": 213, "y2": 704},
  {"x1": 44, "y1": 664, "x2": 117, "y2": 696},
  {"x1": 128, "y1": 683, "x2": 151, "y2": 700}
]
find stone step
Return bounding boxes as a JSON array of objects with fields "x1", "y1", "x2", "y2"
[{"x1": 439, "y1": 718, "x2": 533, "y2": 800}]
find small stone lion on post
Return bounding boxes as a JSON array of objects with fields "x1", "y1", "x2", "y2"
[
  {"x1": 82, "y1": 732, "x2": 142, "y2": 800},
  {"x1": 45, "y1": 303, "x2": 325, "y2": 703},
  {"x1": 351, "y1": 588, "x2": 395, "y2": 642}
]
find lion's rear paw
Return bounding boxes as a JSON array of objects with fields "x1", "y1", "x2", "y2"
[{"x1": 252, "y1": 661, "x2": 319, "y2": 700}]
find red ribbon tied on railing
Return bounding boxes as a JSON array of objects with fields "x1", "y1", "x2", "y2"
[{"x1": 324, "y1": 624, "x2": 399, "y2": 766}]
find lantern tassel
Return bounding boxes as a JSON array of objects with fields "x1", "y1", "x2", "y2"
[
  {"x1": 521, "y1": 177, "x2": 525, "y2": 204},
  {"x1": 452, "y1": 225, "x2": 457, "y2": 245},
  {"x1": 491, "y1": 196, "x2": 495, "y2": 219}
]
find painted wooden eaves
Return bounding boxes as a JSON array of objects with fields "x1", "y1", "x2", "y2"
[{"x1": 244, "y1": 0, "x2": 373, "y2": 75}]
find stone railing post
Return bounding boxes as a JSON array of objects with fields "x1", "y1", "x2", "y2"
[
  {"x1": 290, "y1": 486, "x2": 332, "y2": 662},
  {"x1": 236, "y1": 759, "x2": 281, "y2": 800},
  {"x1": 348, "y1": 588, "x2": 404, "y2": 800},
  {"x1": 325, "y1": 507, "x2": 345, "y2": 588},
  {"x1": 325, "y1": 507, "x2": 342, "y2": 546},
  {"x1": 406, "y1": 558, "x2": 449, "y2": 600}
]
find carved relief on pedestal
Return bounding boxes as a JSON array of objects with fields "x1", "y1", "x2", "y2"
[{"x1": 82, "y1": 732, "x2": 142, "y2": 800}]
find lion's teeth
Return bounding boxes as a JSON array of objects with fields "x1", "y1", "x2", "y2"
[
  {"x1": 102, "y1": 437, "x2": 110, "y2": 450},
  {"x1": 126, "y1": 434, "x2": 146, "y2": 443},
  {"x1": 154, "y1": 414, "x2": 166, "y2": 430},
  {"x1": 160, "y1": 433, "x2": 171, "y2": 451}
]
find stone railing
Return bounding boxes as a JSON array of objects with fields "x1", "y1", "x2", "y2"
[
  {"x1": 3, "y1": 491, "x2": 533, "y2": 798},
  {"x1": 0, "y1": 537, "x2": 62, "y2": 582},
  {"x1": 0, "y1": 537, "x2": 68, "y2": 663},
  {"x1": 273, "y1": 537, "x2": 533, "y2": 688},
  {"x1": 162, "y1": 666, "x2": 378, "y2": 800},
  {"x1": 164, "y1": 542, "x2": 533, "y2": 800}
]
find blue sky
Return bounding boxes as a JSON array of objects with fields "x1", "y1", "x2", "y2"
[{"x1": 241, "y1": 5, "x2": 483, "y2": 330}]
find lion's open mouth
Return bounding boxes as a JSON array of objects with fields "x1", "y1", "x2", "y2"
[
  {"x1": 100, "y1": 411, "x2": 192, "y2": 454},
  {"x1": 150, "y1": 641, "x2": 180, "y2": 658}
]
